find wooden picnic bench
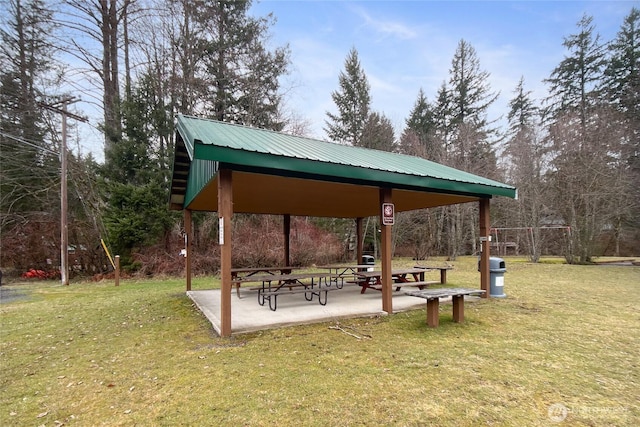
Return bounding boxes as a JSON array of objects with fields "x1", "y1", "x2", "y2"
[
  {"x1": 413, "y1": 265, "x2": 454, "y2": 285},
  {"x1": 354, "y1": 268, "x2": 435, "y2": 293},
  {"x1": 404, "y1": 288, "x2": 486, "y2": 328},
  {"x1": 231, "y1": 266, "x2": 301, "y2": 298},
  {"x1": 236, "y1": 272, "x2": 342, "y2": 311},
  {"x1": 318, "y1": 264, "x2": 375, "y2": 287}
]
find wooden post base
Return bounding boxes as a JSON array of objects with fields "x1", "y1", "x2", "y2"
[
  {"x1": 452, "y1": 295, "x2": 464, "y2": 323},
  {"x1": 405, "y1": 288, "x2": 484, "y2": 328},
  {"x1": 426, "y1": 298, "x2": 439, "y2": 327}
]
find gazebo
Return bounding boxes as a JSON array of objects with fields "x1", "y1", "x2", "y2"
[{"x1": 169, "y1": 115, "x2": 517, "y2": 336}]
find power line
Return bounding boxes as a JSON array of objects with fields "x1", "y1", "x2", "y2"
[{"x1": 0, "y1": 131, "x2": 60, "y2": 155}]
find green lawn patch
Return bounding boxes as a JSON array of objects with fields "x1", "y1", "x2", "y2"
[{"x1": 1, "y1": 258, "x2": 638, "y2": 425}]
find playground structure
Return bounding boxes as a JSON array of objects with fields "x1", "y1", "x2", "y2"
[{"x1": 490, "y1": 226, "x2": 571, "y2": 257}]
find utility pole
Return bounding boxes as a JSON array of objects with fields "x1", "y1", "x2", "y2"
[
  {"x1": 41, "y1": 98, "x2": 86, "y2": 285},
  {"x1": 60, "y1": 101, "x2": 70, "y2": 285}
]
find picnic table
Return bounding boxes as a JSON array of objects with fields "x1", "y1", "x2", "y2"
[
  {"x1": 235, "y1": 271, "x2": 342, "y2": 311},
  {"x1": 354, "y1": 268, "x2": 439, "y2": 294},
  {"x1": 231, "y1": 266, "x2": 301, "y2": 298},
  {"x1": 318, "y1": 264, "x2": 375, "y2": 275},
  {"x1": 414, "y1": 265, "x2": 453, "y2": 285},
  {"x1": 404, "y1": 288, "x2": 486, "y2": 327},
  {"x1": 318, "y1": 264, "x2": 375, "y2": 286}
]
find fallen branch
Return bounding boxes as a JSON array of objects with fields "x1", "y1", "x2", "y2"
[{"x1": 328, "y1": 323, "x2": 372, "y2": 340}]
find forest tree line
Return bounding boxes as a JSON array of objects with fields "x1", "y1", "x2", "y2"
[{"x1": 1, "y1": 1, "x2": 638, "y2": 278}]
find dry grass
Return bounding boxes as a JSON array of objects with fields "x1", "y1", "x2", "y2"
[{"x1": 1, "y1": 257, "x2": 638, "y2": 426}]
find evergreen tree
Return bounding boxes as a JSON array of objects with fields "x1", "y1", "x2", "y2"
[
  {"x1": 446, "y1": 39, "x2": 498, "y2": 174},
  {"x1": 504, "y1": 78, "x2": 547, "y2": 261},
  {"x1": 0, "y1": 0, "x2": 58, "y2": 223},
  {"x1": 507, "y1": 76, "x2": 538, "y2": 133},
  {"x1": 432, "y1": 81, "x2": 452, "y2": 152},
  {"x1": 448, "y1": 39, "x2": 499, "y2": 130},
  {"x1": 101, "y1": 72, "x2": 176, "y2": 264},
  {"x1": 195, "y1": 0, "x2": 290, "y2": 130},
  {"x1": 399, "y1": 88, "x2": 442, "y2": 160},
  {"x1": 603, "y1": 7, "x2": 640, "y2": 147},
  {"x1": 325, "y1": 47, "x2": 371, "y2": 146},
  {"x1": 0, "y1": 0, "x2": 93, "y2": 271},
  {"x1": 545, "y1": 14, "x2": 606, "y2": 129},
  {"x1": 544, "y1": 14, "x2": 624, "y2": 263},
  {"x1": 405, "y1": 88, "x2": 434, "y2": 133},
  {"x1": 602, "y1": 7, "x2": 640, "y2": 255},
  {"x1": 440, "y1": 40, "x2": 499, "y2": 260},
  {"x1": 360, "y1": 111, "x2": 395, "y2": 152}
]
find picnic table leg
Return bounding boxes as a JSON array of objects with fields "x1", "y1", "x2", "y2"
[
  {"x1": 304, "y1": 283, "x2": 314, "y2": 301},
  {"x1": 360, "y1": 280, "x2": 369, "y2": 294},
  {"x1": 318, "y1": 289, "x2": 329, "y2": 306},
  {"x1": 426, "y1": 298, "x2": 439, "y2": 328},
  {"x1": 452, "y1": 295, "x2": 464, "y2": 323},
  {"x1": 268, "y1": 294, "x2": 278, "y2": 311},
  {"x1": 258, "y1": 281, "x2": 272, "y2": 306},
  {"x1": 440, "y1": 269, "x2": 447, "y2": 284}
]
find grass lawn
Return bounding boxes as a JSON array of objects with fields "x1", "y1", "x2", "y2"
[{"x1": 1, "y1": 257, "x2": 638, "y2": 426}]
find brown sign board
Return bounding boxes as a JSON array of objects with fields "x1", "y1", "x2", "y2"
[{"x1": 382, "y1": 203, "x2": 395, "y2": 226}]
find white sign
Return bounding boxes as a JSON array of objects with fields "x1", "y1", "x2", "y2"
[{"x1": 219, "y1": 218, "x2": 224, "y2": 245}]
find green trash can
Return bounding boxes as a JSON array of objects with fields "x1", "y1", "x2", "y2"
[{"x1": 489, "y1": 257, "x2": 507, "y2": 298}]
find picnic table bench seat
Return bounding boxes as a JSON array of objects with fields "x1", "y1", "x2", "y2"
[
  {"x1": 392, "y1": 280, "x2": 439, "y2": 290},
  {"x1": 345, "y1": 279, "x2": 439, "y2": 291},
  {"x1": 258, "y1": 286, "x2": 338, "y2": 311}
]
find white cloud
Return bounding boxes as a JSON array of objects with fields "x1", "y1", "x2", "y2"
[{"x1": 350, "y1": 4, "x2": 419, "y2": 40}]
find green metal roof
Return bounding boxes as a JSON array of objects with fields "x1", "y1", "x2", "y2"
[{"x1": 170, "y1": 114, "x2": 516, "y2": 214}]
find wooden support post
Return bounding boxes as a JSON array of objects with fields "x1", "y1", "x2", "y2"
[
  {"x1": 218, "y1": 169, "x2": 233, "y2": 337},
  {"x1": 184, "y1": 209, "x2": 192, "y2": 291},
  {"x1": 283, "y1": 214, "x2": 291, "y2": 266},
  {"x1": 379, "y1": 188, "x2": 393, "y2": 314},
  {"x1": 356, "y1": 217, "x2": 364, "y2": 264},
  {"x1": 452, "y1": 295, "x2": 464, "y2": 323},
  {"x1": 479, "y1": 198, "x2": 491, "y2": 298},
  {"x1": 115, "y1": 255, "x2": 120, "y2": 287},
  {"x1": 426, "y1": 299, "x2": 439, "y2": 327},
  {"x1": 440, "y1": 269, "x2": 447, "y2": 284}
]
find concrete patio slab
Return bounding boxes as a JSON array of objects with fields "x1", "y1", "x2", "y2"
[{"x1": 187, "y1": 284, "x2": 435, "y2": 335}]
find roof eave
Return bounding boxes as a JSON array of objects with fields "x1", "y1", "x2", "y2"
[{"x1": 193, "y1": 142, "x2": 517, "y2": 199}]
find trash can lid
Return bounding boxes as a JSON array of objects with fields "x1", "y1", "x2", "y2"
[
  {"x1": 362, "y1": 255, "x2": 375, "y2": 264},
  {"x1": 489, "y1": 257, "x2": 506, "y2": 270}
]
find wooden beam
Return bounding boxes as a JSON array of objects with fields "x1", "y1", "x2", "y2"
[
  {"x1": 356, "y1": 217, "x2": 364, "y2": 264},
  {"x1": 184, "y1": 209, "x2": 192, "y2": 291},
  {"x1": 115, "y1": 255, "x2": 120, "y2": 287},
  {"x1": 426, "y1": 299, "x2": 439, "y2": 327},
  {"x1": 479, "y1": 198, "x2": 490, "y2": 298},
  {"x1": 452, "y1": 295, "x2": 464, "y2": 322},
  {"x1": 379, "y1": 188, "x2": 393, "y2": 314},
  {"x1": 283, "y1": 214, "x2": 291, "y2": 266},
  {"x1": 219, "y1": 169, "x2": 233, "y2": 336}
]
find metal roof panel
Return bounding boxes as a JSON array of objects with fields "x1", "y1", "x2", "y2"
[{"x1": 171, "y1": 115, "x2": 517, "y2": 211}]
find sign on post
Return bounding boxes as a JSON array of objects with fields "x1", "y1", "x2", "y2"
[{"x1": 382, "y1": 203, "x2": 395, "y2": 226}]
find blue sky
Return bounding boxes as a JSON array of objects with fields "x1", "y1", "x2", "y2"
[{"x1": 249, "y1": 0, "x2": 637, "y2": 140}]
